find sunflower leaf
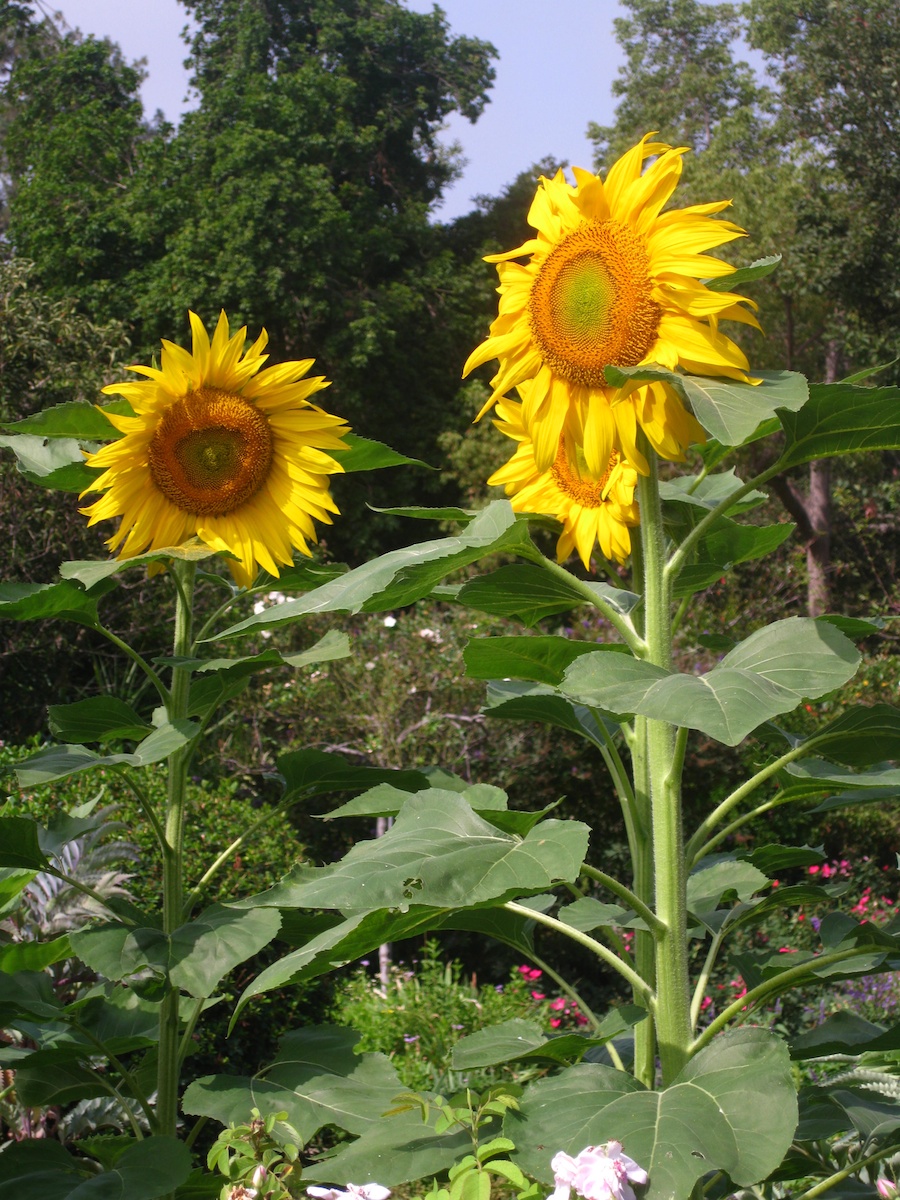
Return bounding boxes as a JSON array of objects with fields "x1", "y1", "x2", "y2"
[
  {"x1": 0, "y1": 400, "x2": 130, "y2": 440},
  {"x1": 0, "y1": 433, "x2": 103, "y2": 492},
  {"x1": 60, "y1": 541, "x2": 221, "y2": 588},
  {"x1": 214, "y1": 501, "x2": 537, "y2": 635},
  {"x1": 14, "y1": 721, "x2": 199, "y2": 787},
  {"x1": 560, "y1": 617, "x2": 859, "y2": 746},
  {"x1": 0, "y1": 579, "x2": 103, "y2": 625},
  {"x1": 703, "y1": 254, "x2": 781, "y2": 292},
  {"x1": 464, "y1": 635, "x2": 621, "y2": 687},
  {"x1": 329, "y1": 432, "x2": 433, "y2": 471},
  {"x1": 775, "y1": 381, "x2": 900, "y2": 467}
]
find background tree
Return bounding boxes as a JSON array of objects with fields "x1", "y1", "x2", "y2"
[{"x1": 0, "y1": 0, "x2": 500, "y2": 559}]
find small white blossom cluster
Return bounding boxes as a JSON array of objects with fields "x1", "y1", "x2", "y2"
[
  {"x1": 308, "y1": 1185, "x2": 391, "y2": 1200},
  {"x1": 548, "y1": 1142, "x2": 648, "y2": 1200}
]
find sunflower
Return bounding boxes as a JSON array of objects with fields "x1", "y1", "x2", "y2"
[
  {"x1": 464, "y1": 134, "x2": 759, "y2": 474},
  {"x1": 81, "y1": 311, "x2": 350, "y2": 588},
  {"x1": 489, "y1": 393, "x2": 639, "y2": 568}
]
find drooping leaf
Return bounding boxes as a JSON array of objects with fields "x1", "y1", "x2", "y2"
[
  {"x1": 0, "y1": 970, "x2": 63, "y2": 1022},
  {"x1": 183, "y1": 1026, "x2": 404, "y2": 1143},
  {"x1": 686, "y1": 857, "x2": 769, "y2": 917},
  {"x1": 673, "y1": 518, "x2": 795, "y2": 597},
  {"x1": 604, "y1": 364, "x2": 809, "y2": 446},
  {"x1": 776, "y1": 382, "x2": 900, "y2": 468},
  {"x1": 216, "y1": 501, "x2": 536, "y2": 635},
  {"x1": 464, "y1": 636, "x2": 622, "y2": 687},
  {"x1": 15, "y1": 721, "x2": 199, "y2": 787},
  {"x1": 0, "y1": 937, "x2": 71, "y2": 975},
  {"x1": 791, "y1": 1012, "x2": 900, "y2": 1060},
  {"x1": 59, "y1": 542, "x2": 220, "y2": 588},
  {"x1": 451, "y1": 1009, "x2": 646, "y2": 1070},
  {"x1": 70, "y1": 905, "x2": 282, "y2": 998},
  {"x1": 0, "y1": 579, "x2": 102, "y2": 625},
  {"x1": 659, "y1": 469, "x2": 766, "y2": 514},
  {"x1": 233, "y1": 793, "x2": 588, "y2": 915},
  {"x1": 0, "y1": 817, "x2": 52, "y2": 870},
  {"x1": 448, "y1": 565, "x2": 594, "y2": 626},
  {"x1": 277, "y1": 749, "x2": 430, "y2": 802},
  {"x1": 48, "y1": 697, "x2": 152, "y2": 744},
  {"x1": 323, "y1": 780, "x2": 508, "y2": 820},
  {"x1": 561, "y1": 618, "x2": 859, "y2": 746},
  {"x1": 0, "y1": 433, "x2": 101, "y2": 492},
  {"x1": 483, "y1": 679, "x2": 619, "y2": 744},
  {"x1": 811, "y1": 704, "x2": 900, "y2": 767}
]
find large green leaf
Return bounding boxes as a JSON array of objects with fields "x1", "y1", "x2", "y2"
[
  {"x1": 0, "y1": 970, "x2": 63, "y2": 1022},
  {"x1": 1, "y1": 400, "x2": 129, "y2": 440},
  {"x1": 445, "y1": 565, "x2": 599, "y2": 626},
  {"x1": 15, "y1": 721, "x2": 199, "y2": 787},
  {"x1": 14, "y1": 1053, "x2": 113, "y2": 1106},
  {"x1": 233, "y1": 902, "x2": 545, "y2": 1020},
  {"x1": 561, "y1": 617, "x2": 859, "y2": 746},
  {"x1": 0, "y1": 580, "x2": 102, "y2": 625},
  {"x1": 510, "y1": 1029, "x2": 796, "y2": 1198},
  {"x1": 673, "y1": 518, "x2": 794, "y2": 597},
  {"x1": 233, "y1": 792, "x2": 588, "y2": 915},
  {"x1": 0, "y1": 1136, "x2": 191, "y2": 1200},
  {"x1": 0, "y1": 817, "x2": 52, "y2": 870},
  {"x1": 659, "y1": 469, "x2": 766, "y2": 514},
  {"x1": 464, "y1": 636, "x2": 621, "y2": 687},
  {"x1": 483, "y1": 680, "x2": 618, "y2": 745},
  {"x1": 48, "y1": 698, "x2": 152, "y2": 744},
  {"x1": 215, "y1": 501, "x2": 536, "y2": 635},
  {"x1": 324, "y1": 780, "x2": 509, "y2": 820},
  {"x1": 451, "y1": 1009, "x2": 646, "y2": 1070},
  {"x1": 0, "y1": 433, "x2": 101, "y2": 492},
  {"x1": 791, "y1": 1012, "x2": 900, "y2": 1060},
  {"x1": 70, "y1": 905, "x2": 281, "y2": 998},
  {"x1": 183, "y1": 1026, "x2": 403, "y2": 1143},
  {"x1": 604, "y1": 364, "x2": 808, "y2": 445},
  {"x1": 60, "y1": 542, "x2": 219, "y2": 589},
  {"x1": 776, "y1": 382, "x2": 900, "y2": 468},
  {"x1": 302, "y1": 1107, "x2": 471, "y2": 1187},
  {"x1": 277, "y1": 749, "x2": 430, "y2": 801},
  {"x1": 811, "y1": 704, "x2": 900, "y2": 767},
  {"x1": 0, "y1": 936, "x2": 71, "y2": 975}
]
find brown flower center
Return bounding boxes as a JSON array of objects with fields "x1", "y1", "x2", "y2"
[
  {"x1": 551, "y1": 442, "x2": 620, "y2": 508},
  {"x1": 148, "y1": 387, "x2": 273, "y2": 515},
  {"x1": 529, "y1": 219, "x2": 661, "y2": 387}
]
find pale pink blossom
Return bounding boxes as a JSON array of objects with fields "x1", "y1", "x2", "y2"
[
  {"x1": 876, "y1": 1181, "x2": 898, "y2": 1199},
  {"x1": 548, "y1": 1142, "x2": 648, "y2": 1200},
  {"x1": 308, "y1": 1186, "x2": 391, "y2": 1200}
]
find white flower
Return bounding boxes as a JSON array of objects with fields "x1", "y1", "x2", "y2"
[
  {"x1": 548, "y1": 1143, "x2": 647, "y2": 1200},
  {"x1": 307, "y1": 1185, "x2": 391, "y2": 1200},
  {"x1": 383, "y1": 615, "x2": 397, "y2": 627},
  {"x1": 228, "y1": 1187, "x2": 257, "y2": 1200},
  {"x1": 252, "y1": 600, "x2": 267, "y2": 615},
  {"x1": 418, "y1": 628, "x2": 442, "y2": 643}
]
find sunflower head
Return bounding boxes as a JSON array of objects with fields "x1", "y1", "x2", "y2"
[
  {"x1": 489, "y1": 396, "x2": 639, "y2": 569},
  {"x1": 81, "y1": 311, "x2": 350, "y2": 588},
  {"x1": 465, "y1": 134, "x2": 759, "y2": 474}
]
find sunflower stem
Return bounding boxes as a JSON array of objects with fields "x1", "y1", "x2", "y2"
[
  {"x1": 638, "y1": 445, "x2": 692, "y2": 1084},
  {"x1": 157, "y1": 559, "x2": 197, "y2": 1155}
]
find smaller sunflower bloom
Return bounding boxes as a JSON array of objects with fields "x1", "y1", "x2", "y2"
[
  {"x1": 489, "y1": 395, "x2": 639, "y2": 568},
  {"x1": 464, "y1": 134, "x2": 759, "y2": 474},
  {"x1": 80, "y1": 311, "x2": 350, "y2": 588}
]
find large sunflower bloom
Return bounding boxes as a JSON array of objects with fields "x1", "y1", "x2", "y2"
[
  {"x1": 81, "y1": 311, "x2": 350, "y2": 588},
  {"x1": 489, "y1": 393, "x2": 640, "y2": 568},
  {"x1": 464, "y1": 134, "x2": 759, "y2": 474}
]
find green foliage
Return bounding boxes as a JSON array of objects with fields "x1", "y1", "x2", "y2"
[
  {"x1": 327, "y1": 942, "x2": 549, "y2": 1092},
  {"x1": 207, "y1": 1107, "x2": 302, "y2": 1200}
]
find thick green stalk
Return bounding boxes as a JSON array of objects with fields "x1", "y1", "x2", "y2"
[
  {"x1": 157, "y1": 560, "x2": 197, "y2": 1145},
  {"x1": 638, "y1": 449, "x2": 692, "y2": 1083}
]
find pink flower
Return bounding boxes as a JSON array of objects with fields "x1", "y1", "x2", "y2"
[
  {"x1": 548, "y1": 1142, "x2": 648, "y2": 1200},
  {"x1": 532, "y1": 991, "x2": 546, "y2": 1000},
  {"x1": 877, "y1": 1181, "x2": 898, "y2": 1200},
  {"x1": 308, "y1": 1186, "x2": 390, "y2": 1200},
  {"x1": 550, "y1": 998, "x2": 567, "y2": 1011}
]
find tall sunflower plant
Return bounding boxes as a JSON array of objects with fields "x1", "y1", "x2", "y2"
[{"x1": 0, "y1": 136, "x2": 900, "y2": 1199}]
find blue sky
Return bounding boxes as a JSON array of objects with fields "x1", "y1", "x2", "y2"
[{"x1": 49, "y1": 0, "x2": 627, "y2": 220}]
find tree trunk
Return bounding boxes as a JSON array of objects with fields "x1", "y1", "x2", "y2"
[{"x1": 806, "y1": 458, "x2": 832, "y2": 616}]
